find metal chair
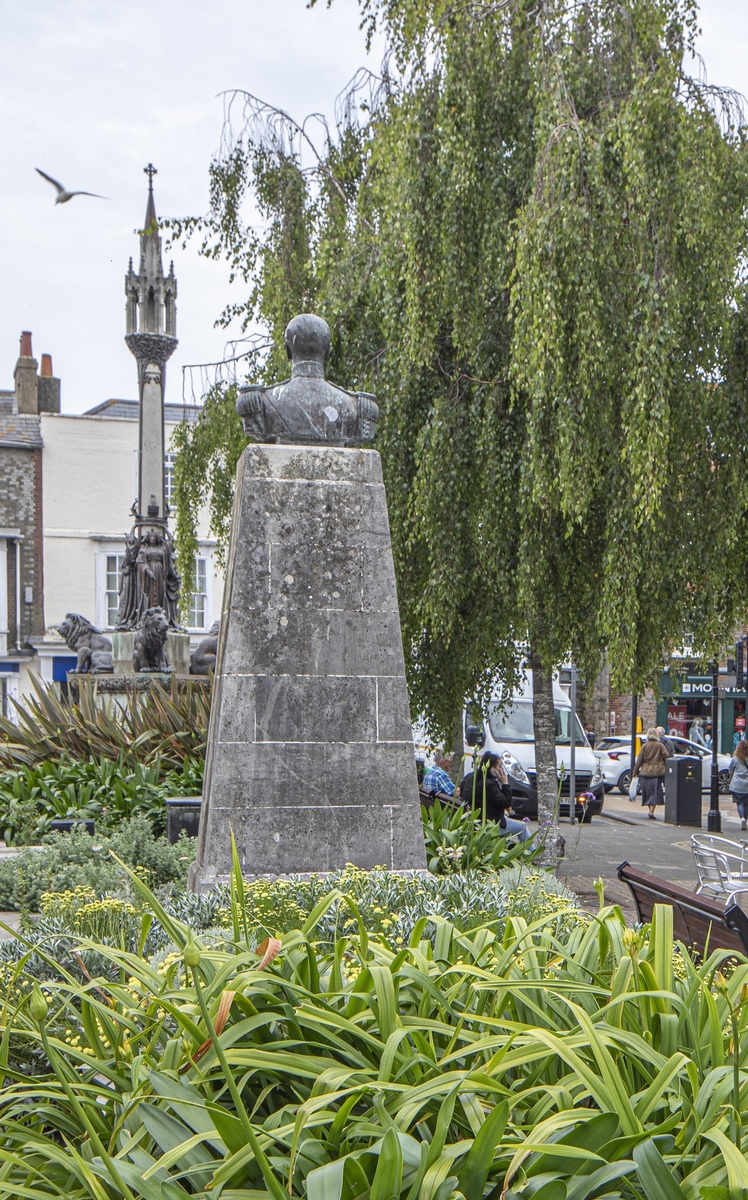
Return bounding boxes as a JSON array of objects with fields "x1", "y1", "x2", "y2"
[
  {"x1": 691, "y1": 833, "x2": 748, "y2": 899},
  {"x1": 692, "y1": 833, "x2": 748, "y2": 853}
]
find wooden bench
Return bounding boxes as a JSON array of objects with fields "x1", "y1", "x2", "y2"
[
  {"x1": 419, "y1": 788, "x2": 462, "y2": 810},
  {"x1": 617, "y1": 860, "x2": 748, "y2": 956}
]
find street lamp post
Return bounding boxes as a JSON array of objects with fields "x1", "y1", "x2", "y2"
[
  {"x1": 630, "y1": 693, "x2": 638, "y2": 795},
  {"x1": 707, "y1": 662, "x2": 721, "y2": 832},
  {"x1": 569, "y1": 665, "x2": 577, "y2": 826}
]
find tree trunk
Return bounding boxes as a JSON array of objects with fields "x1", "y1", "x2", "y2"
[
  {"x1": 531, "y1": 651, "x2": 564, "y2": 864},
  {"x1": 450, "y1": 711, "x2": 466, "y2": 784}
]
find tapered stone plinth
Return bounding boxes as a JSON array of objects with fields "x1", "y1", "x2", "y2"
[{"x1": 189, "y1": 444, "x2": 425, "y2": 888}]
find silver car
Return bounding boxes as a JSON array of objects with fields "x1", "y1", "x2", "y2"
[{"x1": 595, "y1": 736, "x2": 732, "y2": 794}]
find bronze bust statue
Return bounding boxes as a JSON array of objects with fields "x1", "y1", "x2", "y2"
[{"x1": 236, "y1": 314, "x2": 379, "y2": 446}]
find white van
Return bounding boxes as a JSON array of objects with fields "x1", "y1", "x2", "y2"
[{"x1": 463, "y1": 672, "x2": 605, "y2": 822}]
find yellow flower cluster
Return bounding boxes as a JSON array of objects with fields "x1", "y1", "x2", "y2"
[
  {"x1": 74, "y1": 897, "x2": 137, "y2": 927},
  {"x1": 0, "y1": 964, "x2": 46, "y2": 1005},
  {"x1": 155, "y1": 950, "x2": 182, "y2": 978},
  {"x1": 40, "y1": 885, "x2": 97, "y2": 916}
]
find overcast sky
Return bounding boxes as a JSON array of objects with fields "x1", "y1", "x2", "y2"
[{"x1": 0, "y1": 0, "x2": 744, "y2": 414}]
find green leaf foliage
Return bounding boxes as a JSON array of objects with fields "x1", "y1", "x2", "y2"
[
  {"x1": 0, "y1": 818, "x2": 195, "y2": 912},
  {"x1": 0, "y1": 754, "x2": 203, "y2": 845},
  {"x1": 421, "y1": 797, "x2": 542, "y2": 874},
  {"x1": 0, "y1": 675, "x2": 210, "y2": 771},
  {"x1": 1, "y1": 876, "x2": 748, "y2": 1199}
]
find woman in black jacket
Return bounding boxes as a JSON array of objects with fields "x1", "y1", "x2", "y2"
[{"x1": 459, "y1": 751, "x2": 531, "y2": 841}]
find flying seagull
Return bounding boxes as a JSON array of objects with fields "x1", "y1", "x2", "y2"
[{"x1": 35, "y1": 168, "x2": 107, "y2": 204}]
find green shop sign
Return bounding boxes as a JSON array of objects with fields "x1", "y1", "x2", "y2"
[{"x1": 659, "y1": 673, "x2": 746, "y2": 698}]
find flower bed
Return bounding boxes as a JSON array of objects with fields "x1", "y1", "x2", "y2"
[
  {"x1": 0, "y1": 858, "x2": 745, "y2": 1199},
  {"x1": 0, "y1": 818, "x2": 195, "y2": 911}
]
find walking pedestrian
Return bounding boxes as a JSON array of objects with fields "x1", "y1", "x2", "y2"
[
  {"x1": 632, "y1": 727, "x2": 671, "y2": 820},
  {"x1": 656, "y1": 726, "x2": 675, "y2": 756},
  {"x1": 728, "y1": 739, "x2": 748, "y2": 830}
]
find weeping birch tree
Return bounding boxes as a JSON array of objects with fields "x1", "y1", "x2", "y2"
[{"x1": 171, "y1": 0, "x2": 748, "y2": 855}]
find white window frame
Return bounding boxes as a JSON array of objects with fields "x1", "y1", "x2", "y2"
[
  {"x1": 5, "y1": 673, "x2": 18, "y2": 720},
  {"x1": 164, "y1": 452, "x2": 177, "y2": 511},
  {"x1": 95, "y1": 545, "x2": 126, "y2": 630},
  {"x1": 0, "y1": 673, "x2": 20, "y2": 723},
  {"x1": 187, "y1": 553, "x2": 213, "y2": 631}
]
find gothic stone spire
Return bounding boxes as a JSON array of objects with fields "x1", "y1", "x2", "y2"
[
  {"x1": 124, "y1": 166, "x2": 179, "y2": 525},
  {"x1": 125, "y1": 164, "x2": 177, "y2": 337}
]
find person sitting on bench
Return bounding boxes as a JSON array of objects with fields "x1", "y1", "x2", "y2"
[
  {"x1": 423, "y1": 750, "x2": 456, "y2": 798},
  {"x1": 460, "y1": 751, "x2": 531, "y2": 842}
]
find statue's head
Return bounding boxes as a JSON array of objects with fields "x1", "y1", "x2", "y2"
[
  {"x1": 141, "y1": 607, "x2": 169, "y2": 640},
  {"x1": 59, "y1": 613, "x2": 97, "y2": 646},
  {"x1": 284, "y1": 314, "x2": 331, "y2": 369}
]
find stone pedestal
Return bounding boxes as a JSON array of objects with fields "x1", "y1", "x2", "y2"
[
  {"x1": 111, "y1": 630, "x2": 191, "y2": 675},
  {"x1": 190, "y1": 444, "x2": 425, "y2": 888},
  {"x1": 65, "y1": 674, "x2": 211, "y2": 705}
]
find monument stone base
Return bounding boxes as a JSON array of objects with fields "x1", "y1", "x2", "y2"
[
  {"x1": 112, "y1": 630, "x2": 191, "y2": 675},
  {"x1": 189, "y1": 443, "x2": 426, "y2": 888},
  {"x1": 65, "y1": 674, "x2": 210, "y2": 706}
]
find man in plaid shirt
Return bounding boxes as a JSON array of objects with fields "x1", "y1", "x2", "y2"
[{"x1": 423, "y1": 751, "x2": 456, "y2": 797}]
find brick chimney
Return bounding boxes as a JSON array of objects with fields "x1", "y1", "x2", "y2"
[
  {"x1": 14, "y1": 331, "x2": 38, "y2": 414},
  {"x1": 38, "y1": 352, "x2": 61, "y2": 413}
]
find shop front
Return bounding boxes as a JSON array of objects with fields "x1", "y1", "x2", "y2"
[{"x1": 657, "y1": 673, "x2": 746, "y2": 755}]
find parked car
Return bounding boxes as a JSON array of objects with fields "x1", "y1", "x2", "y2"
[
  {"x1": 463, "y1": 674, "x2": 605, "y2": 822},
  {"x1": 594, "y1": 737, "x2": 637, "y2": 793},
  {"x1": 594, "y1": 735, "x2": 732, "y2": 794}
]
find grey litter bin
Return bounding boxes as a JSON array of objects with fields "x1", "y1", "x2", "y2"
[
  {"x1": 166, "y1": 797, "x2": 202, "y2": 843},
  {"x1": 664, "y1": 756, "x2": 702, "y2": 827}
]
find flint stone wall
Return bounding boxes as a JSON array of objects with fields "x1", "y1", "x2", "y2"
[{"x1": 190, "y1": 444, "x2": 425, "y2": 886}]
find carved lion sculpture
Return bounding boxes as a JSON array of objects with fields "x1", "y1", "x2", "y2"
[
  {"x1": 190, "y1": 620, "x2": 219, "y2": 675},
  {"x1": 58, "y1": 613, "x2": 113, "y2": 674},
  {"x1": 133, "y1": 607, "x2": 170, "y2": 673}
]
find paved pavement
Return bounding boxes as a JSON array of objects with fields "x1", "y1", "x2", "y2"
[
  {"x1": 556, "y1": 787, "x2": 746, "y2": 917},
  {"x1": 0, "y1": 912, "x2": 22, "y2": 942}
]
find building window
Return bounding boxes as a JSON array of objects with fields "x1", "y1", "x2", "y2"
[
  {"x1": 164, "y1": 453, "x2": 176, "y2": 510},
  {"x1": 188, "y1": 557, "x2": 207, "y2": 629},
  {"x1": 105, "y1": 554, "x2": 124, "y2": 627}
]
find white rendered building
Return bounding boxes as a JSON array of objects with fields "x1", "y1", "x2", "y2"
[
  {"x1": 37, "y1": 398, "x2": 222, "y2": 684},
  {"x1": 0, "y1": 169, "x2": 224, "y2": 699}
]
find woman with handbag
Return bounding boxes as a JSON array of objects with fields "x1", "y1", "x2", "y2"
[
  {"x1": 728, "y1": 739, "x2": 748, "y2": 830},
  {"x1": 631, "y1": 727, "x2": 672, "y2": 820}
]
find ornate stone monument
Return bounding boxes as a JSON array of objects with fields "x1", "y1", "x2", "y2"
[
  {"x1": 190, "y1": 315, "x2": 426, "y2": 887},
  {"x1": 112, "y1": 165, "x2": 189, "y2": 677}
]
